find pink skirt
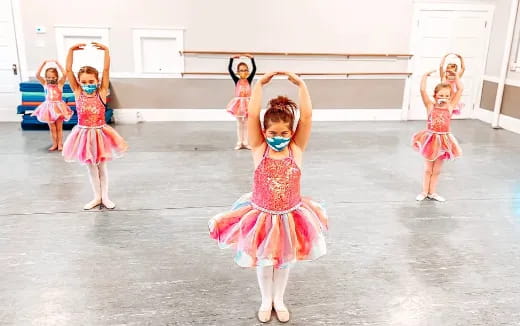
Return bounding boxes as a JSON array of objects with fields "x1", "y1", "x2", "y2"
[
  {"x1": 226, "y1": 97, "x2": 249, "y2": 118},
  {"x1": 209, "y1": 193, "x2": 328, "y2": 268},
  {"x1": 452, "y1": 102, "x2": 464, "y2": 115},
  {"x1": 412, "y1": 130, "x2": 462, "y2": 161},
  {"x1": 32, "y1": 101, "x2": 73, "y2": 123},
  {"x1": 62, "y1": 125, "x2": 128, "y2": 164}
]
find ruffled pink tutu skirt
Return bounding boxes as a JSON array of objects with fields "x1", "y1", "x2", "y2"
[
  {"x1": 412, "y1": 130, "x2": 462, "y2": 161},
  {"x1": 32, "y1": 101, "x2": 73, "y2": 123},
  {"x1": 209, "y1": 193, "x2": 328, "y2": 268},
  {"x1": 62, "y1": 125, "x2": 128, "y2": 164},
  {"x1": 226, "y1": 97, "x2": 249, "y2": 118}
]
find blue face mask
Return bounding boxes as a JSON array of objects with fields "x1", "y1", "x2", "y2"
[
  {"x1": 266, "y1": 136, "x2": 291, "y2": 152},
  {"x1": 82, "y1": 84, "x2": 98, "y2": 95}
]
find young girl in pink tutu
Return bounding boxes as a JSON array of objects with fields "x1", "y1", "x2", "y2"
[
  {"x1": 440, "y1": 53, "x2": 466, "y2": 115},
  {"x1": 210, "y1": 71, "x2": 328, "y2": 323},
  {"x1": 227, "y1": 54, "x2": 256, "y2": 150},
  {"x1": 412, "y1": 70, "x2": 463, "y2": 202},
  {"x1": 32, "y1": 60, "x2": 73, "y2": 151},
  {"x1": 62, "y1": 43, "x2": 128, "y2": 210}
]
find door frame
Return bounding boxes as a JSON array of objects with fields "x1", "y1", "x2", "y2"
[
  {"x1": 402, "y1": 2, "x2": 495, "y2": 120},
  {"x1": 11, "y1": 0, "x2": 27, "y2": 82},
  {"x1": 0, "y1": 0, "x2": 25, "y2": 121}
]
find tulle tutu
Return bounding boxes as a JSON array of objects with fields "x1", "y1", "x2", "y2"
[
  {"x1": 209, "y1": 192, "x2": 328, "y2": 268},
  {"x1": 226, "y1": 97, "x2": 249, "y2": 118},
  {"x1": 412, "y1": 130, "x2": 462, "y2": 161},
  {"x1": 62, "y1": 125, "x2": 128, "y2": 164},
  {"x1": 451, "y1": 102, "x2": 464, "y2": 115},
  {"x1": 32, "y1": 101, "x2": 73, "y2": 123}
]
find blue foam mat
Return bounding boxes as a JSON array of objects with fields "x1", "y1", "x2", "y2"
[
  {"x1": 20, "y1": 81, "x2": 74, "y2": 93},
  {"x1": 17, "y1": 105, "x2": 77, "y2": 114}
]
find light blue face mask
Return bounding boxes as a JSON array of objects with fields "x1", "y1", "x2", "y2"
[
  {"x1": 82, "y1": 84, "x2": 98, "y2": 95},
  {"x1": 266, "y1": 136, "x2": 291, "y2": 152}
]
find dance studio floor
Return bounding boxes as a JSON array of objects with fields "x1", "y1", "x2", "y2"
[{"x1": 1, "y1": 120, "x2": 520, "y2": 325}]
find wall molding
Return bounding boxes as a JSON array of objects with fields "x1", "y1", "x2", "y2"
[
  {"x1": 132, "y1": 27, "x2": 184, "y2": 74},
  {"x1": 111, "y1": 72, "x2": 184, "y2": 79},
  {"x1": 54, "y1": 24, "x2": 111, "y2": 29},
  {"x1": 505, "y1": 78, "x2": 520, "y2": 88},
  {"x1": 25, "y1": 71, "x2": 411, "y2": 80},
  {"x1": 54, "y1": 26, "x2": 110, "y2": 73},
  {"x1": 131, "y1": 26, "x2": 186, "y2": 30},
  {"x1": 482, "y1": 75, "x2": 520, "y2": 87},
  {"x1": 109, "y1": 73, "x2": 411, "y2": 80},
  {"x1": 482, "y1": 75, "x2": 500, "y2": 83},
  {"x1": 413, "y1": 3, "x2": 495, "y2": 12}
]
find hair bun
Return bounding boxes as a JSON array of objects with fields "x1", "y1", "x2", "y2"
[
  {"x1": 264, "y1": 95, "x2": 298, "y2": 129},
  {"x1": 269, "y1": 96, "x2": 292, "y2": 111}
]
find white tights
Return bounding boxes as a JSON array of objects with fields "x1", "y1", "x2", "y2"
[
  {"x1": 236, "y1": 117, "x2": 248, "y2": 146},
  {"x1": 84, "y1": 162, "x2": 115, "y2": 209},
  {"x1": 256, "y1": 266, "x2": 290, "y2": 311}
]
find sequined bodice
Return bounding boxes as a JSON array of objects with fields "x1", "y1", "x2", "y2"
[
  {"x1": 427, "y1": 106, "x2": 452, "y2": 133},
  {"x1": 45, "y1": 84, "x2": 63, "y2": 102},
  {"x1": 234, "y1": 79, "x2": 251, "y2": 98},
  {"x1": 252, "y1": 151, "x2": 302, "y2": 212},
  {"x1": 77, "y1": 92, "x2": 106, "y2": 127}
]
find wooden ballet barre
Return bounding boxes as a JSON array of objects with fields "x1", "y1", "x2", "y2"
[
  {"x1": 180, "y1": 50, "x2": 413, "y2": 58},
  {"x1": 346, "y1": 72, "x2": 412, "y2": 76},
  {"x1": 297, "y1": 72, "x2": 413, "y2": 76},
  {"x1": 181, "y1": 72, "x2": 412, "y2": 76}
]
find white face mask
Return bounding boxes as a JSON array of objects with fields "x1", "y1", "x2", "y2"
[{"x1": 437, "y1": 98, "x2": 449, "y2": 104}]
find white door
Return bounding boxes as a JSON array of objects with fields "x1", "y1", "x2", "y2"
[
  {"x1": 408, "y1": 7, "x2": 492, "y2": 120},
  {"x1": 0, "y1": 0, "x2": 21, "y2": 120}
]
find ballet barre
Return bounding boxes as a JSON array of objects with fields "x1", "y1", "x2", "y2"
[
  {"x1": 180, "y1": 50, "x2": 413, "y2": 59},
  {"x1": 181, "y1": 72, "x2": 412, "y2": 77}
]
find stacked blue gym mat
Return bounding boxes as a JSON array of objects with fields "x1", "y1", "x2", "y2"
[{"x1": 17, "y1": 81, "x2": 113, "y2": 130}]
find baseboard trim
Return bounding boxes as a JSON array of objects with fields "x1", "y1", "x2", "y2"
[
  {"x1": 474, "y1": 107, "x2": 493, "y2": 123},
  {"x1": 498, "y1": 113, "x2": 520, "y2": 134},
  {"x1": 475, "y1": 107, "x2": 520, "y2": 134},
  {"x1": 0, "y1": 109, "x2": 21, "y2": 122}
]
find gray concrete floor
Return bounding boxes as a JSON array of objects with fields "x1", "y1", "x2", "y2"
[{"x1": 1, "y1": 120, "x2": 520, "y2": 326}]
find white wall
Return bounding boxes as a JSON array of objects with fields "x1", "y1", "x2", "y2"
[
  {"x1": 485, "y1": 0, "x2": 514, "y2": 77},
  {"x1": 506, "y1": 3, "x2": 520, "y2": 81},
  {"x1": 19, "y1": 0, "x2": 415, "y2": 75},
  {"x1": 18, "y1": 0, "x2": 504, "y2": 77},
  {"x1": 482, "y1": 0, "x2": 520, "y2": 82}
]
